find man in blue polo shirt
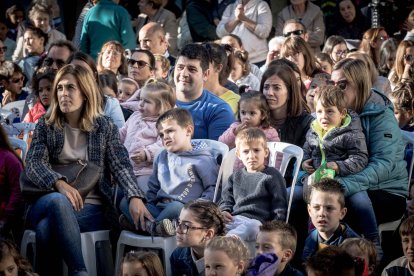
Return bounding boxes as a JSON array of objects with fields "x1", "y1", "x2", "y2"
[{"x1": 174, "y1": 43, "x2": 234, "y2": 140}]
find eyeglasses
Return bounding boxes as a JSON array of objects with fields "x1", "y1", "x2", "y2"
[
  {"x1": 127, "y1": 58, "x2": 151, "y2": 69},
  {"x1": 175, "y1": 222, "x2": 207, "y2": 234},
  {"x1": 283, "y1": 30, "x2": 305, "y2": 37},
  {"x1": 11, "y1": 76, "x2": 24, "y2": 83},
  {"x1": 328, "y1": 79, "x2": 348, "y2": 90},
  {"x1": 334, "y1": 50, "x2": 348, "y2": 58},
  {"x1": 404, "y1": 54, "x2": 413, "y2": 63},
  {"x1": 0, "y1": 46, "x2": 7, "y2": 52},
  {"x1": 103, "y1": 49, "x2": 121, "y2": 56},
  {"x1": 43, "y1": 57, "x2": 66, "y2": 68}
]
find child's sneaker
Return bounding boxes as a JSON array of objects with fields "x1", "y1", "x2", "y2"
[{"x1": 145, "y1": 218, "x2": 176, "y2": 237}]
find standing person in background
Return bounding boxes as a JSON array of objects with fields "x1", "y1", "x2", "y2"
[
  {"x1": 276, "y1": 0, "x2": 325, "y2": 53},
  {"x1": 185, "y1": 0, "x2": 219, "y2": 43},
  {"x1": 80, "y1": 0, "x2": 136, "y2": 61},
  {"x1": 217, "y1": 0, "x2": 272, "y2": 66},
  {"x1": 134, "y1": 0, "x2": 178, "y2": 57}
]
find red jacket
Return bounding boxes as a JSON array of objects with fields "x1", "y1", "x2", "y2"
[{"x1": 23, "y1": 101, "x2": 46, "y2": 123}]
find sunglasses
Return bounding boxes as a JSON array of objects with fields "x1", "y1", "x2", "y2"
[
  {"x1": 0, "y1": 46, "x2": 7, "y2": 52},
  {"x1": 11, "y1": 76, "x2": 24, "y2": 83},
  {"x1": 283, "y1": 30, "x2": 305, "y2": 37},
  {"x1": 43, "y1": 57, "x2": 66, "y2": 68},
  {"x1": 127, "y1": 58, "x2": 151, "y2": 69},
  {"x1": 328, "y1": 79, "x2": 348, "y2": 90}
]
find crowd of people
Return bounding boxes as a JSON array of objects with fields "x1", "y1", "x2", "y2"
[{"x1": 0, "y1": 0, "x2": 414, "y2": 275}]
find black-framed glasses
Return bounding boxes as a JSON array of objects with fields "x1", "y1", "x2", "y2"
[
  {"x1": 0, "y1": 46, "x2": 7, "y2": 52},
  {"x1": 328, "y1": 79, "x2": 349, "y2": 90},
  {"x1": 127, "y1": 58, "x2": 151, "y2": 69},
  {"x1": 43, "y1": 57, "x2": 66, "y2": 68},
  {"x1": 283, "y1": 30, "x2": 305, "y2": 37},
  {"x1": 175, "y1": 222, "x2": 207, "y2": 234},
  {"x1": 11, "y1": 76, "x2": 24, "y2": 83}
]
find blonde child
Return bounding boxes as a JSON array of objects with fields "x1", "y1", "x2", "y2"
[
  {"x1": 315, "y1": 53, "x2": 334, "y2": 75},
  {"x1": 220, "y1": 128, "x2": 287, "y2": 241},
  {"x1": 120, "y1": 251, "x2": 165, "y2": 276},
  {"x1": 340, "y1": 238, "x2": 377, "y2": 275},
  {"x1": 170, "y1": 200, "x2": 226, "y2": 276},
  {"x1": 219, "y1": 91, "x2": 280, "y2": 169},
  {"x1": 382, "y1": 215, "x2": 414, "y2": 275},
  {"x1": 119, "y1": 79, "x2": 176, "y2": 194},
  {"x1": 230, "y1": 50, "x2": 260, "y2": 91},
  {"x1": 154, "y1": 54, "x2": 170, "y2": 80},
  {"x1": 0, "y1": 239, "x2": 38, "y2": 276},
  {"x1": 204, "y1": 236, "x2": 249, "y2": 276}
]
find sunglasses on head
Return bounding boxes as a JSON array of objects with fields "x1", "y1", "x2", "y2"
[
  {"x1": 43, "y1": 57, "x2": 66, "y2": 68},
  {"x1": 283, "y1": 30, "x2": 305, "y2": 37},
  {"x1": 328, "y1": 79, "x2": 348, "y2": 90},
  {"x1": 127, "y1": 58, "x2": 151, "y2": 69},
  {"x1": 11, "y1": 76, "x2": 24, "y2": 84},
  {"x1": 0, "y1": 46, "x2": 7, "y2": 52}
]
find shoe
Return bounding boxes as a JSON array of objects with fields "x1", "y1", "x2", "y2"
[
  {"x1": 145, "y1": 219, "x2": 176, "y2": 237},
  {"x1": 119, "y1": 214, "x2": 135, "y2": 231}
]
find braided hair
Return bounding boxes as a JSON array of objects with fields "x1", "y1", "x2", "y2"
[{"x1": 183, "y1": 200, "x2": 226, "y2": 236}]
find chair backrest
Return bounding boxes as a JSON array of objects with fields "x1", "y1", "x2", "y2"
[
  {"x1": 401, "y1": 130, "x2": 414, "y2": 185},
  {"x1": 192, "y1": 139, "x2": 229, "y2": 165},
  {"x1": 12, "y1": 122, "x2": 36, "y2": 145},
  {"x1": 213, "y1": 148, "x2": 237, "y2": 203},
  {"x1": 9, "y1": 136, "x2": 28, "y2": 160},
  {"x1": 2, "y1": 100, "x2": 25, "y2": 121}
]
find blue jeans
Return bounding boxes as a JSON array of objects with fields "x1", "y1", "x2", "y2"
[
  {"x1": 287, "y1": 186, "x2": 379, "y2": 242},
  {"x1": 28, "y1": 193, "x2": 107, "y2": 276},
  {"x1": 120, "y1": 196, "x2": 184, "y2": 225}
]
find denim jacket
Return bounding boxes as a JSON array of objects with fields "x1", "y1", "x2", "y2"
[
  {"x1": 302, "y1": 223, "x2": 359, "y2": 261},
  {"x1": 170, "y1": 247, "x2": 204, "y2": 276}
]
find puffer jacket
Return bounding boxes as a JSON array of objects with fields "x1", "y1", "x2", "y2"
[
  {"x1": 336, "y1": 89, "x2": 408, "y2": 197},
  {"x1": 303, "y1": 111, "x2": 368, "y2": 176},
  {"x1": 119, "y1": 111, "x2": 162, "y2": 176}
]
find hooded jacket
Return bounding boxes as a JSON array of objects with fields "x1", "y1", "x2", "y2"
[
  {"x1": 303, "y1": 110, "x2": 368, "y2": 176},
  {"x1": 336, "y1": 89, "x2": 408, "y2": 197},
  {"x1": 146, "y1": 140, "x2": 218, "y2": 203}
]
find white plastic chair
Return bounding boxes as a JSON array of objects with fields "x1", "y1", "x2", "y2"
[
  {"x1": 2, "y1": 100, "x2": 25, "y2": 120},
  {"x1": 20, "y1": 229, "x2": 113, "y2": 276},
  {"x1": 12, "y1": 122, "x2": 36, "y2": 145},
  {"x1": 115, "y1": 232, "x2": 176, "y2": 276},
  {"x1": 267, "y1": 142, "x2": 304, "y2": 223},
  {"x1": 9, "y1": 136, "x2": 28, "y2": 160},
  {"x1": 114, "y1": 139, "x2": 228, "y2": 276},
  {"x1": 378, "y1": 130, "x2": 414, "y2": 242}
]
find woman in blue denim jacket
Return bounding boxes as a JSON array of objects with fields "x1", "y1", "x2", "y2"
[{"x1": 170, "y1": 200, "x2": 226, "y2": 276}]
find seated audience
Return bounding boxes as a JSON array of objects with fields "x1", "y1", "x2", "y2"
[
  {"x1": 174, "y1": 44, "x2": 234, "y2": 140},
  {"x1": 127, "y1": 49, "x2": 156, "y2": 89},
  {"x1": 230, "y1": 49, "x2": 260, "y2": 91},
  {"x1": 315, "y1": 53, "x2": 333, "y2": 74},
  {"x1": 220, "y1": 128, "x2": 287, "y2": 241},
  {"x1": 303, "y1": 179, "x2": 359, "y2": 261},
  {"x1": 96, "y1": 40, "x2": 127, "y2": 77},
  {"x1": 120, "y1": 108, "x2": 219, "y2": 236},
  {"x1": 0, "y1": 238, "x2": 37, "y2": 276},
  {"x1": 359, "y1": 27, "x2": 389, "y2": 69},
  {"x1": 120, "y1": 251, "x2": 165, "y2": 276},
  {"x1": 205, "y1": 236, "x2": 249, "y2": 276},
  {"x1": 153, "y1": 54, "x2": 170, "y2": 80},
  {"x1": 98, "y1": 70, "x2": 118, "y2": 98},
  {"x1": 378, "y1": 38, "x2": 398, "y2": 77},
  {"x1": 322, "y1": 35, "x2": 348, "y2": 66},
  {"x1": 254, "y1": 221, "x2": 304, "y2": 276},
  {"x1": 170, "y1": 200, "x2": 226, "y2": 276},
  {"x1": 0, "y1": 61, "x2": 28, "y2": 108},
  {"x1": 260, "y1": 36, "x2": 285, "y2": 73},
  {"x1": 388, "y1": 40, "x2": 414, "y2": 90},
  {"x1": 382, "y1": 215, "x2": 414, "y2": 275},
  {"x1": 340, "y1": 238, "x2": 377, "y2": 275}
]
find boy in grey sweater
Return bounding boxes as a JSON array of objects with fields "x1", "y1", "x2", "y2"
[{"x1": 220, "y1": 128, "x2": 287, "y2": 241}]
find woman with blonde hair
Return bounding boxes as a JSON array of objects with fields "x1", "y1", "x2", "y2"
[
  {"x1": 388, "y1": 40, "x2": 414, "y2": 90},
  {"x1": 358, "y1": 27, "x2": 389, "y2": 69},
  {"x1": 23, "y1": 64, "x2": 151, "y2": 276},
  {"x1": 346, "y1": 51, "x2": 391, "y2": 96},
  {"x1": 96, "y1": 40, "x2": 128, "y2": 77}
]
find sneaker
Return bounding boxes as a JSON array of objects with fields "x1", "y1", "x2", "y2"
[{"x1": 145, "y1": 218, "x2": 176, "y2": 237}]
